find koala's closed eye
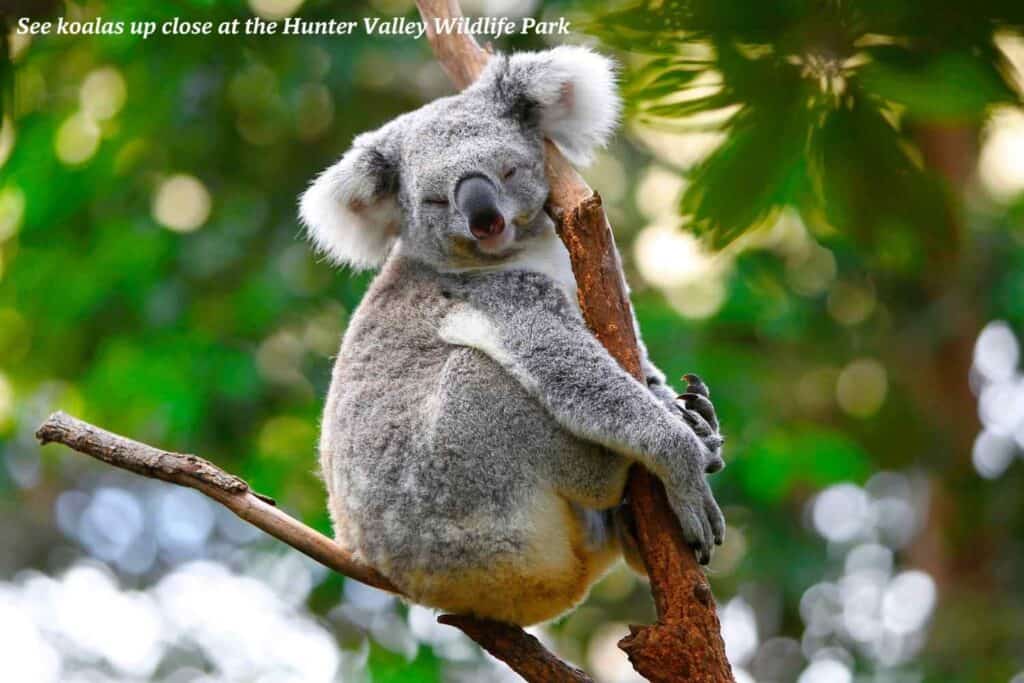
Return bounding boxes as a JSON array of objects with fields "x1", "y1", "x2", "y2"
[
  {"x1": 503, "y1": 167, "x2": 517, "y2": 180},
  {"x1": 423, "y1": 197, "x2": 450, "y2": 207}
]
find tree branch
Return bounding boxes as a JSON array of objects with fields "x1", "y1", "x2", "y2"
[
  {"x1": 35, "y1": 411, "x2": 397, "y2": 592},
  {"x1": 439, "y1": 615, "x2": 592, "y2": 683},
  {"x1": 414, "y1": 2, "x2": 734, "y2": 681}
]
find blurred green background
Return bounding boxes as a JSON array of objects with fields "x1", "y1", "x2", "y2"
[{"x1": 2, "y1": 1, "x2": 1023, "y2": 681}]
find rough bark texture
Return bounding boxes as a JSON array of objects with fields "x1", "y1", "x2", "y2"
[
  {"x1": 439, "y1": 615, "x2": 594, "y2": 683},
  {"x1": 415, "y1": 2, "x2": 734, "y2": 681}
]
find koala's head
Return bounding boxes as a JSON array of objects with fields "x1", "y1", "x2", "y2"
[{"x1": 299, "y1": 46, "x2": 619, "y2": 270}]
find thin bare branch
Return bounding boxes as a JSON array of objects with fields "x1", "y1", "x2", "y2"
[
  {"x1": 417, "y1": 0, "x2": 490, "y2": 89},
  {"x1": 35, "y1": 411, "x2": 398, "y2": 593}
]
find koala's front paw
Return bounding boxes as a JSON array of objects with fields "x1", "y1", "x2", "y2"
[
  {"x1": 677, "y1": 373, "x2": 725, "y2": 474},
  {"x1": 666, "y1": 472, "x2": 725, "y2": 565}
]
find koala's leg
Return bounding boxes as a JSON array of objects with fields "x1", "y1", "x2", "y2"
[
  {"x1": 439, "y1": 272, "x2": 724, "y2": 562},
  {"x1": 612, "y1": 503, "x2": 648, "y2": 576},
  {"x1": 576, "y1": 504, "x2": 646, "y2": 577}
]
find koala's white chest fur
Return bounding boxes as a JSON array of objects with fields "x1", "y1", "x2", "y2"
[
  {"x1": 507, "y1": 229, "x2": 580, "y2": 307},
  {"x1": 445, "y1": 228, "x2": 580, "y2": 309}
]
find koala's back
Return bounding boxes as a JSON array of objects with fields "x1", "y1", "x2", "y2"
[{"x1": 320, "y1": 256, "x2": 617, "y2": 623}]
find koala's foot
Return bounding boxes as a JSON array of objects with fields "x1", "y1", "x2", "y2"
[
  {"x1": 612, "y1": 502, "x2": 648, "y2": 577},
  {"x1": 665, "y1": 471, "x2": 725, "y2": 565},
  {"x1": 678, "y1": 373, "x2": 725, "y2": 474}
]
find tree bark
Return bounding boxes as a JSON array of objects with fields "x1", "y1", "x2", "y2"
[
  {"x1": 439, "y1": 615, "x2": 593, "y2": 683},
  {"x1": 414, "y1": 2, "x2": 734, "y2": 681}
]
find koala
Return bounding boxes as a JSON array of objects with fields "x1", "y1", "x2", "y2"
[{"x1": 300, "y1": 46, "x2": 725, "y2": 626}]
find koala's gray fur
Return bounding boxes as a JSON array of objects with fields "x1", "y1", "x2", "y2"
[{"x1": 301, "y1": 46, "x2": 724, "y2": 626}]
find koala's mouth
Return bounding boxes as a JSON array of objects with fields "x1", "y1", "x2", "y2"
[
  {"x1": 475, "y1": 222, "x2": 517, "y2": 254},
  {"x1": 452, "y1": 228, "x2": 520, "y2": 264},
  {"x1": 449, "y1": 229, "x2": 520, "y2": 265},
  {"x1": 448, "y1": 206, "x2": 553, "y2": 267}
]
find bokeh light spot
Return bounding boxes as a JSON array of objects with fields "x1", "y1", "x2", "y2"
[
  {"x1": 836, "y1": 358, "x2": 887, "y2": 418},
  {"x1": 55, "y1": 112, "x2": 101, "y2": 165},
  {"x1": 665, "y1": 276, "x2": 728, "y2": 319},
  {"x1": 972, "y1": 429, "x2": 1016, "y2": 479},
  {"x1": 0, "y1": 371, "x2": 13, "y2": 427},
  {"x1": 248, "y1": 0, "x2": 305, "y2": 20},
  {"x1": 295, "y1": 83, "x2": 335, "y2": 141},
  {"x1": 827, "y1": 281, "x2": 875, "y2": 326},
  {"x1": 152, "y1": 174, "x2": 212, "y2": 233},
  {"x1": 80, "y1": 67, "x2": 127, "y2": 121},
  {"x1": 787, "y1": 243, "x2": 837, "y2": 296},
  {"x1": 587, "y1": 622, "x2": 644, "y2": 682},
  {"x1": 813, "y1": 483, "x2": 870, "y2": 543},
  {"x1": 979, "y1": 107, "x2": 1024, "y2": 202},
  {"x1": 0, "y1": 116, "x2": 15, "y2": 168},
  {"x1": 797, "y1": 658, "x2": 852, "y2": 683},
  {"x1": 0, "y1": 185, "x2": 26, "y2": 241},
  {"x1": 881, "y1": 570, "x2": 936, "y2": 635},
  {"x1": 0, "y1": 589, "x2": 62, "y2": 682},
  {"x1": 977, "y1": 379, "x2": 1024, "y2": 436},
  {"x1": 635, "y1": 165, "x2": 684, "y2": 221},
  {"x1": 973, "y1": 320, "x2": 1020, "y2": 383},
  {"x1": 721, "y1": 597, "x2": 759, "y2": 667},
  {"x1": 635, "y1": 223, "x2": 724, "y2": 289}
]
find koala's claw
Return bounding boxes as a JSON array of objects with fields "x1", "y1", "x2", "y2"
[
  {"x1": 680, "y1": 392, "x2": 718, "y2": 431},
  {"x1": 679, "y1": 506, "x2": 711, "y2": 564},
  {"x1": 669, "y1": 483, "x2": 724, "y2": 565},
  {"x1": 675, "y1": 374, "x2": 725, "y2": 474},
  {"x1": 683, "y1": 373, "x2": 709, "y2": 397},
  {"x1": 707, "y1": 493, "x2": 726, "y2": 546}
]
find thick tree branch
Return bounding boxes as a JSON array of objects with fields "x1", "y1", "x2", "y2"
[{"x1": 415, "y1": 2, "x2": 734, "y2": 681}]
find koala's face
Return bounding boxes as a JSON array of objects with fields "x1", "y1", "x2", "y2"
[
  {"x1": 300, "y1": 46, "x2": 619, "y2": 271},
  {"x1": 395, "y1": 97, "x2": 553, "y2": 268}
]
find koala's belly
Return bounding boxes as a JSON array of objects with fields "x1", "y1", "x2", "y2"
[{"x1": 396, "y1": 485, "x2": 619, "y2": 625}]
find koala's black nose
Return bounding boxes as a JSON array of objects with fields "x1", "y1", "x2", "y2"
[{"x1": 454, "y1": 175, "x2": 505, "y2": 239}]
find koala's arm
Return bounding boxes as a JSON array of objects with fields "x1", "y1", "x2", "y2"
[{"x1": 441, "y1": 272, "x2": 723, "y2": 558}]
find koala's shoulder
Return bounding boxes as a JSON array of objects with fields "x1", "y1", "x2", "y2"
[{"x1": 347, "y1": 258, "x2": 449, "y2": 335}]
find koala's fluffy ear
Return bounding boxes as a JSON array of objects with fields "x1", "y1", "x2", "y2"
[
  {"x1": 299, "y1": 127, "x2": 401, "y2": 269},
  {"x1": 503, "y1": 46, "x2": 621, "y2": 166}
]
